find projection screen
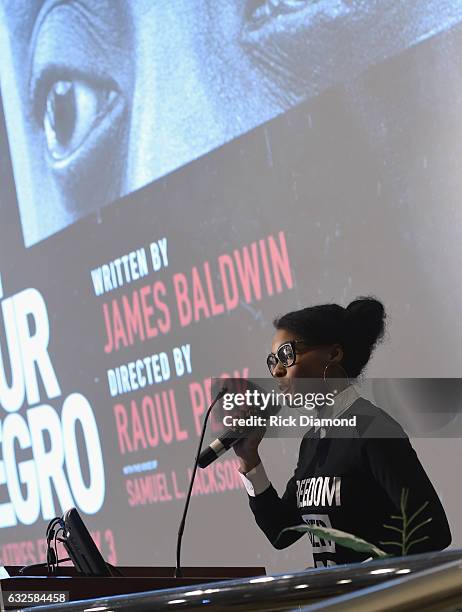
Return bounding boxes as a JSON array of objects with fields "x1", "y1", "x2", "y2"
[{"x1": 1, "y1": 0, "x2": 462, "y2": 572}]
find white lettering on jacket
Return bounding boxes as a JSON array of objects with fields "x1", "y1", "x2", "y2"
[{"x1": 296, "y1": 476, "x2": 341, "y2": 508}]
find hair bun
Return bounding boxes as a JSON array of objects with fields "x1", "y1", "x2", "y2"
[
  {"x1": 273, "y1": 296, "x2": 386, "y2": 378},
  {"x1": 344, "y1": 296, "x2": 386, "y2": 349}
]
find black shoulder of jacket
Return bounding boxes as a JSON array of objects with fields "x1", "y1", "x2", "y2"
[{"x1": 345, "y1": 396, "x2": 408, "y2": 440}]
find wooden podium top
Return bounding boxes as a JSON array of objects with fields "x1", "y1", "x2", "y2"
[{"x1": 1, "y1": 566, "x2": 266, "y2": 609}]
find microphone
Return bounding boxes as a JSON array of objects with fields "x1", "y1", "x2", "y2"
[
  {"x1": 198, "y1": 380, "x2": 281, "y2": 468},
  {"x1": 175, "y1": 384, "x2": 228, "y2": 578},
  {"x1": 198, "y1": 428, "x2": 250, "y2": 468}
]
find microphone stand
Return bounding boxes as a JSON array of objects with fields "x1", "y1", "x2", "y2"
[{"x1": 174, "y1": 386, "x2": 227, "y2": 578}]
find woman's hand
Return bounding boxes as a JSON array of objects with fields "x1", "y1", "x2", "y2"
[{"x1": 231, "y1": 405, "x2": 266, "y2": 474}]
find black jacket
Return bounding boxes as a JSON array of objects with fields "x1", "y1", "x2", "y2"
[{"x1": 248, "y1": 398, "x2": 451, "y2": 566}]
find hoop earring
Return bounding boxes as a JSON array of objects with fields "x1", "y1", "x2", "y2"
[{"x1": 323, "y1": 361, "x2": 351, "y2": 388}]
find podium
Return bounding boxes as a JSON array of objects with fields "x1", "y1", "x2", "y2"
[{"x1": 1, "y1": 566, "x2": 266, "y2": 609}]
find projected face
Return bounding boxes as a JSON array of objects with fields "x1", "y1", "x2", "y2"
[
  {"x1": 1, "y1": 0, "x2": 460, "y2": 247},
  {"x1": 0, "y1": 0, "x2": 283, "y2": 246}
]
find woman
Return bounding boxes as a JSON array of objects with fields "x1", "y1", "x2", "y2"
[{"x1": 234, "y1": 297, "x2": 451, "y2": 567}]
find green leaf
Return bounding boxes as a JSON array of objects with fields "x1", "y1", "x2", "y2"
[
  {"x1": 379, "y1": 541, "x2": 402, "y2": 548},
  {"x1": 405, "y1": 517, "x2": 433, "y2": 542},
  {"x1": 405, "y1": 535, "x2": 430, "y2": 554},
  {"x1": 381, "y1": 488, "x2": 433, "y2": 557},
  {"x1": 279, "y1": 524, "x2": 389, "y2": 559},
  {"x1": 382, "y1": 524, "x2": 403, "y2": 534},
  {"x1": 407, "y1": 501, "x2": 430, "y2": 527}
]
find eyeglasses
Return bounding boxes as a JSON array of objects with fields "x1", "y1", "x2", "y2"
[{"x1": 266, "y1": 340, "x2": 318, "y2": 376}]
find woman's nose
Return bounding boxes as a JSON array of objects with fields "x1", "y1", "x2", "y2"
[{"x1": 273, "y1": 362, "x2": 287, "y2": 377}]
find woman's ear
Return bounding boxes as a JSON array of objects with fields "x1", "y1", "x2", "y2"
[{"x1": 329, "y1": 344, "x2": 344, "y2": 364}]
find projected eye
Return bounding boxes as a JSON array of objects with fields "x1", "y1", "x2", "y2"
[{"x1": 35, "y1": 74, "x2": 119, "y2": 162}]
